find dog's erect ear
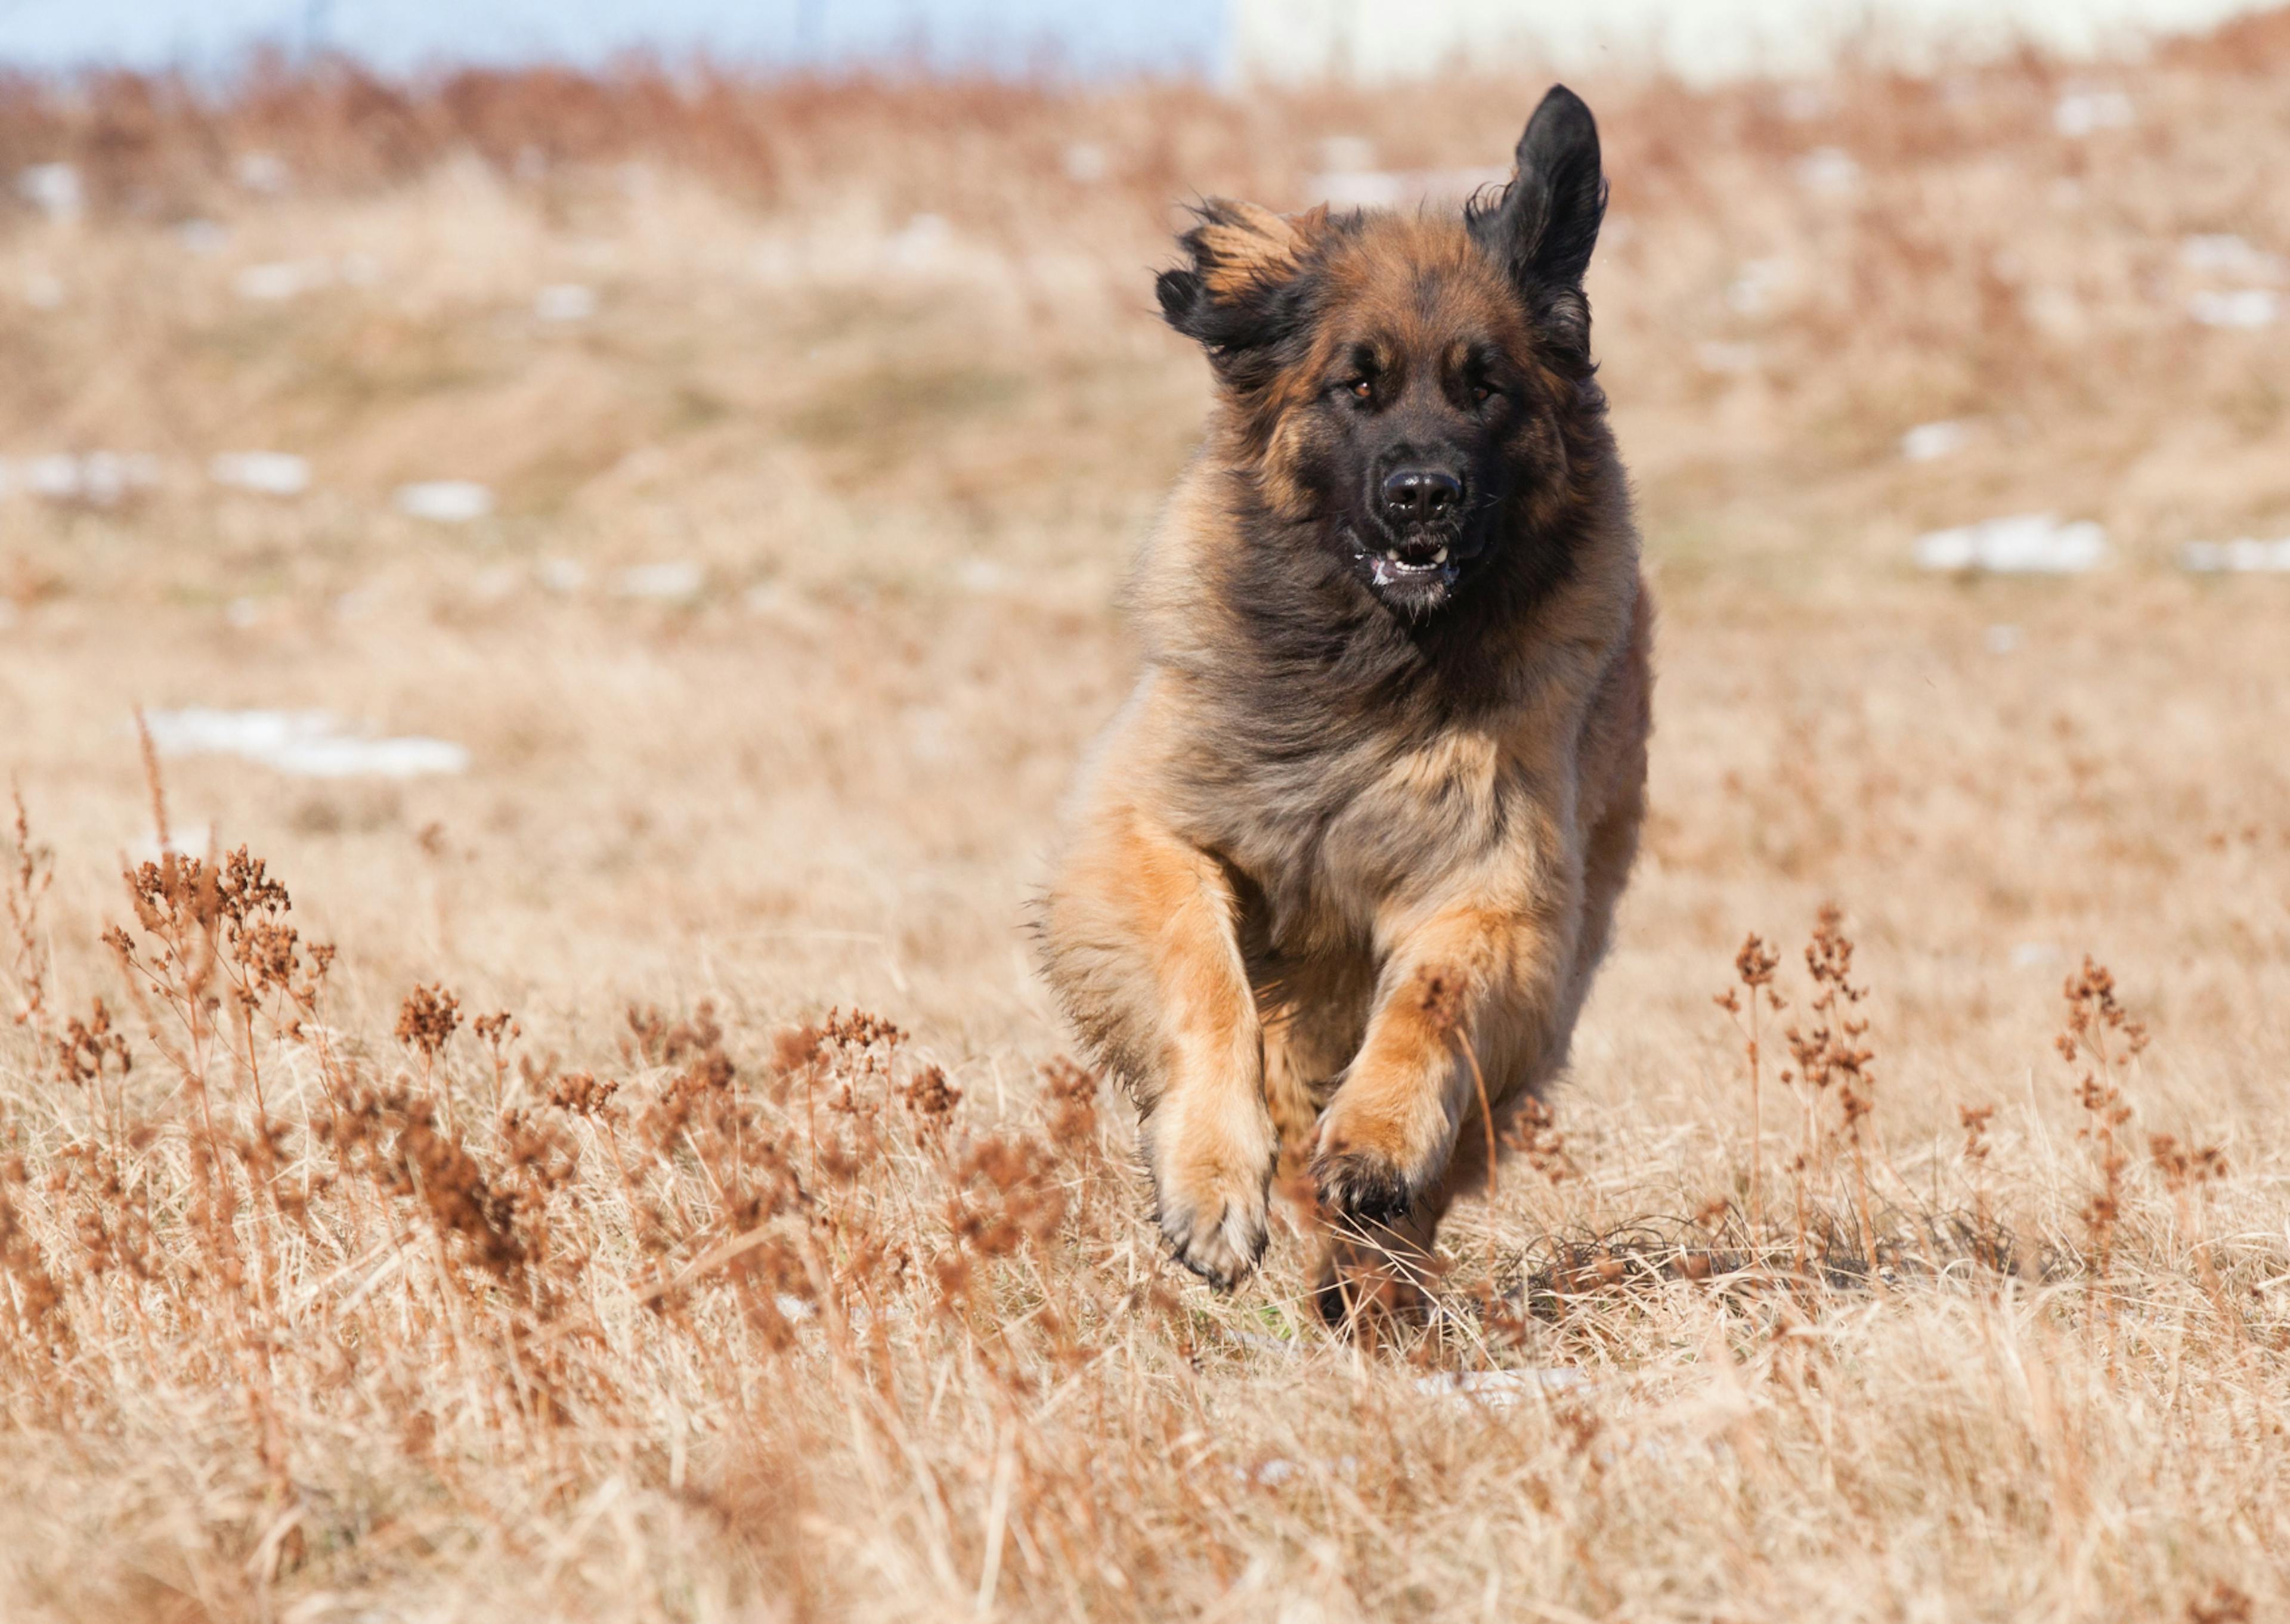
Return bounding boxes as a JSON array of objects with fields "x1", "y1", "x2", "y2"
[
  {"x1": 1156, "y1": 199, "x2": 1326, "y2": 382},
  {"x1": 1472, "y1": 85, "x2": 1606, "y2": 358}
]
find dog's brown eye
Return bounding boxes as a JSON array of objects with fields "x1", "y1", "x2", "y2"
[
  {"x1": 1471, "y1": 383, "x2": 1496, "y2": 404},
  {"x1": 1350, "y1": 379, "x2": 1373, "y2": 401}
]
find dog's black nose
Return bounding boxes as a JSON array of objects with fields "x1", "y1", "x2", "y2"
[{"x1": 1379, "y1": 468, "x2": 1463, "y2": 526}]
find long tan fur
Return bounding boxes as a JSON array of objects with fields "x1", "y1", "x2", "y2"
[{"x1": 1039, "y1": 87, "x2": 1651, "y2": 1325}]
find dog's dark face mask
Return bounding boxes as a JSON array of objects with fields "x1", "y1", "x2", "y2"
[{"x1": 1155, "y1": 86, "x2": 1609, "y2": 621}]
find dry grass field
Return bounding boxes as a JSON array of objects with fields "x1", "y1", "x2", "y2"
[{"x1": 4, "y1": 16, "x2": 2290, "y2": 1620}]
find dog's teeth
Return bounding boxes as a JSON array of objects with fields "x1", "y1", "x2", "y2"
[
  {"x1": 1432, "y1": 547, "x2": 1448, "y2": 565},
  {"x1": 1385, "y1": 550, "x2": 1401, "y2": 562}
]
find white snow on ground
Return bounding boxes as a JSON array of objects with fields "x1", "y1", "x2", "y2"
[
  {"x1": 14, "y1": 451, "x2": 159, "y2": 505},
  {"x1": 615, "y1": 562, "x2": 704, "y2": 601},
  {"x1": 2182, "y1": 537, "x2": 2290, "y2": 573},
  {"x1": 2189, "y1": 288, "x2": 2279, "y2": 328},
  {"x1": 16, "y1": 162, "x2": 81, "y2": 220},
  {"x1": 234, "y1": 152, "x2": 290, "y2": 194},
  {"x1": 1914, "y1": 513, "x2": 2107, "y2": 574},
  {"x1": 2054, "y1": 88, "x2": 2134, "y2": 137},
  {"x1": 234, "y1": 259, "x2": 335, "y2": 301},
  {"x1": 1900, "y1": 420, "x2": 1971, "y2": 461},
  {"x1": 209, "y1": 452, "x2": 311, "y2": 496},
  {"x1": 1796, "y1": 146, "x2": 1861, "y2": 197},
  {"x1": 393, "y1": 481, "x2": 494, "y2": 522},
  {"x1": 1062, "y1": 142, "x2": 1109, "y2": 183},
  {"x1": 141, "y1": 709, "x2": 470, "y2": 779},
  {"x1": 539, "y1": 558, "x2": 589, "y2": 593},
  {"x1": 1416, "y1": 1368, "x2": 1592, "y2": 1408},
  {"x1": 1695, "y1": 340, "x2": 1761, "y2": 375},
  {"x1": 535, "y1": 283, "x2": 597, "y2": 321},
  {"x1": 2181, "y1": 233, "x2": 2288, "y2": 282}
]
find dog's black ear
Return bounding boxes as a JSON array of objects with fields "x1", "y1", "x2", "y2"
[
  {"x1": 1472, "y1": 85, "x2": 1606, "y2": 360},
  {"x1": 1156, "y1": 199, "x2": 1325, "y2": 386}
]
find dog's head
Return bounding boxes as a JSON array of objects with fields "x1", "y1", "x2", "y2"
[{"x1": 1156, "y1": 86, "x2": 1608, "y2": 621}]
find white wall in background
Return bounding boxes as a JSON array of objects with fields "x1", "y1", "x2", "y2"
[
  {"x1": 0, "y1": 0, "x2": 1224, "y2": 76},
  {"x1": 1231, "y1": 0, "x2": 2285, "y2": 84}
]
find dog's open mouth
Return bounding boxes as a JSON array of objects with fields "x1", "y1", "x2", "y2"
[
  {"x1": 1367, "y1": 547, "x2": 1459, "y2": 590},
  {"x1": 1356, "y1": 530, "x2": 1466, "y2": 597}
]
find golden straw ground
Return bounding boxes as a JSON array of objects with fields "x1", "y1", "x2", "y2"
[{"x1": 4, "y1": 23, "x2": 2289, "y2": 1620}]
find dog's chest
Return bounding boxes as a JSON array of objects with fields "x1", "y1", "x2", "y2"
[{"x1": 1209, "y1": 721, "x2": 1523, "y2": 947}]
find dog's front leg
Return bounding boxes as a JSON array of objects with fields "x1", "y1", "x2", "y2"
[
  {"x1": 1041, "y1": 807, "x2": 1274, "y2": 1287},
  {"x1": 1311, "y1": 899, "x2": 1576, "y2": 1225}
]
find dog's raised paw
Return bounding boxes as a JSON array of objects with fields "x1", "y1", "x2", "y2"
[
  {"x1": 1156, "y1": 1189, "x2": 1269, "y2": 1290},
  {"x1": 1310, "y1": 1140, "x2": 1415, "y2": 1225}
]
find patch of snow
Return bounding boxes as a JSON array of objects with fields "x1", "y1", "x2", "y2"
[
  {"x1": 233, "y1": 152, "x2": 290, "y2": 194},
  {"x1": 539, "y1": 557, "x2": 589, "y2": 593},
  {"x1": 1795, "y1": 146, "x2": 1860, "y2": 197},
  {"x1": 2189, "y1": 289, "x2": 2278, "y2": 329},
  {"x1": 2181, "y1": 234, "x2": 2287, "y2": 284},
  {"x1": 743, "y1": 582, "x2": 805, "y2": 619},
  {"x1": 471, "y1": 565, "x2": 521, "y2": 603},
  {"x1": 1725, "y1": 258, "x2": 1793, "y2": 317},
  {"x1": 883, "y1": 213, "x2": 953, "y2": 273},
  {"x1": 2023, "y1": 286, "x2": 2085, "y2": 338},
  {"x1": 615, "y1": 561, "x2": 704, "y2": 601},
  {"x1": 2053, "y1": 89, "x2": 2133, "y2": 138},
  {"x1": 25, "y1": 451, "x2": 159, "y2": 506},
  {"x1": 1900, "y1": 420, "x2": 1970, "y2": 462},
  {"x1": 24, "y1": 455, "x2": 78, "y2": 499},
  {"x1": 1062, "y1": 142, "x2": 1109, "y2": 184},
  {"x1": 1984, "y1": 623, "x2": 2023, "y2": 655},
  {"x1": 1227, "y1": 1329, "x2": 1300, "y2": 1359},
  {"x1": 1315, "y1": 135, "x2": 1378, "y2": 172},
  {"x1": 2011, "y1": 942, "x2": 2063, "y2": 969},
  {"x1": 141, "y1": 708, "x2": 469, "y2": 779},
  {"x1": 1694, "y1": 340, "x2": 1761, "y2": 375},
  {"x1": 17, "y1": 163, "x2": 81, "y2": 221},
  {"x1": 394, "y1": 481, "x2": 494, "y2": 523},
  {"x1": 209, "y1": 451, "x2": 310, "y2": 497},
  {"x1": 234, "y1": 260, "x2": 332, "y2": 302},
  {"x1": 129, "y1": 820, "x2": 216, "y2": 863},
  {"x1": 1778, "y1": 84, "x2": 1830, "y2": 122},
  {"x1": 1240, "y1": 1453, "x2": 1360, "y2": 1487},
  {"x1": 23, "y1": 271, "x2": 64, "y2": 309},
  {"x1": 2182, "y1": 537, "x2": 2290, "y2": 573},
  {"x1": 177, "y1": 219, "x2": 230, "y2": 256},
  {"x1": 1915, "y1": 513, "x2": 2107, "y2": 574},
  {"x1": 534, "y1": 283, "x2": 596, "y2": 322},
  {"x1": 1416, "y1": 1368, "x2": 1590, "y2": 1408}
]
